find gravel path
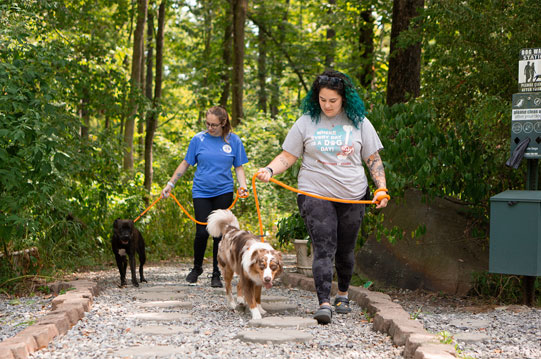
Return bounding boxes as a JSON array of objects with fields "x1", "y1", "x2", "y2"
[{"x1": 1, "y1": 260, "x2": 540, "y2": 359}]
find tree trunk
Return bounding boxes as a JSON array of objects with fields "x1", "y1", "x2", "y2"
[
  {"x1": 138, "y1": 4, "x2": 154, "y2": 158},
  {"x1": 231, "y1": 0, "x2": 247, "y2": 127},
  {"x1": 270, "y1": 0, "x2": 289, "y2": 118},
  {"x1": 144, "y1": 0, "x2": 166, "y2": 193},
  {"x1": 200, "y1": 0, "x2": 213, "y2": 120},
  {"x1": 145, "y1": 5, "x2": 154, "y2": 102},
  {"x1": 358, "y1": 9, "x2": 375, "y2": 88},
  {"x1": 256, "y1": 2, "x2": 267, "y2": 113},
  {"x1": 324, "y1": 0, "x2": 336, "y2": 68},
  {"x1": 219, "y1": 0, "x2": 233, "y2": 108},
  {"x1": 386, "y1": 0, "x2": 423, "y2": 106},
  {"x1": 123, "y1": 0, "x2": 148, "y2": 170}
]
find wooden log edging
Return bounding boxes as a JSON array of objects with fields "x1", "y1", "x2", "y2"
[
  {"x1": 280, "y1": 272, "x2": 457, "y2": 359},
  {"x1": 0, "y1": 279, "x2": 99, "y2": 359}
]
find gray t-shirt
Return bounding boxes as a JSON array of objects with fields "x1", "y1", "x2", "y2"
[{"x1": 282, "y1": 111, "x2": 383, "y2": 200}]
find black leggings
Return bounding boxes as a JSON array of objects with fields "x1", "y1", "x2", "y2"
[
  {"x1": 297, "y1": 194, "x2": 365, "y2": 305},
  {"x1": 193, "y1": 192, "x2": 233, "y2": 272}
]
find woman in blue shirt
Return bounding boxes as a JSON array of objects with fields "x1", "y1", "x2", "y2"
[{"x1": 162, "y1": 106, "x2": 249, "y2": 287}]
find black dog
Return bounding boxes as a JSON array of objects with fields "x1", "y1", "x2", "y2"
[{"x1": 112, "y1": 219, "x2": 147, "y2": 287}]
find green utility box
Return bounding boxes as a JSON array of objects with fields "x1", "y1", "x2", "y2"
[{"x1": 490, "y1": 190, "x2": 541, "y2": 276}]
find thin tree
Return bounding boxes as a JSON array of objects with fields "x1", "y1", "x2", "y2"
[
  {"x1": 144, "y1": 0, "x2": 166, "y2": 192},
  {"x1": 231, "y1": 0, "x2": 247, "y2": 127},
  {"x1": 138, "y1": 1, "x2": 155, "y2": 158},
  {"x1": 324, "y1": 0, "x2": 336, "y2": 68},
  {"x1": 219, "y1": 0, "x2": 233, "y2": 108},
  {"x1": 123, "y1": 0, "x2": 148, "y2": 170},
  {"x1": 358, "y1": 9, "x2": 375, "y2": 88},
  {"x1": 256, "y1": 1, "x2": 267, "y2": 113},
  {"x1": 199, "y1": 0, "x2": 213, "y2": 120},
  {"x1": 386, "y1": 0, "x2": 423, "y2": 105},
  {"x1": 270, "y1": 0, "x2": 291, "y2": 118}
]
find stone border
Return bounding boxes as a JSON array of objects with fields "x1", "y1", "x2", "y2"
[
  {"x1": 0, "y1": 279, "x2": 99, "y2": 359},
  {"x1": 280, "y1": 272, "x2": 457, "y2": 359}
]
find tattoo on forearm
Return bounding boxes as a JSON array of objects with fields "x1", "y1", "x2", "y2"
[
  {"x1": 366, "y1": 153, "x2": 386, "y2": 189},
  {"x1": 278, "y1": 156, "x2": 289, "y2": 170}
]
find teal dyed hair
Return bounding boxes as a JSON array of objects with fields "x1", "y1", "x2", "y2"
[{"x1": 300, "y1": 70, "x2": 365, "y2": 128}]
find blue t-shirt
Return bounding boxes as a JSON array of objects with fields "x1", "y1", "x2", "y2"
[{"x1": 185, "y1": 131, "x2": 249, "y2": 198}]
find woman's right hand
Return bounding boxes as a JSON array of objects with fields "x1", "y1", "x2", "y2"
[
  {"x1": 161, "y1": 183, "x2": 173, "y2": 198},
  {"x1": 256, "y1": 167, "x2": 272, "y2": 183}
]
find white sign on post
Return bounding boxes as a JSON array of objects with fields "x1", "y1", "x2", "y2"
[{"x1": 518, "y1": 48, "x2": 541, "y2": 93}]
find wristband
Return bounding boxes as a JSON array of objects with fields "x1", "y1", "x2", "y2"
[
  {"x1": 264, "y1": 167, "x2": 274, "y2": 177},
  {"x1": 167, "y1": 181, "x2": 175, "y2": 188}
]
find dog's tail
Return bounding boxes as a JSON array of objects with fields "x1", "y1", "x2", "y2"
[{"x1": 206, "y1": 209, "x2": 239, "y2": 237}]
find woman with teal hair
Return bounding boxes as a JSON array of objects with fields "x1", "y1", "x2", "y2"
[{"x1": 257, "y1": 69, "x2": 389, "y2": 324}]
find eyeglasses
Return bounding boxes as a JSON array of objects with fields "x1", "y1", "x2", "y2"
[
  {"x1": 317, "y1": 75, "x2": 342, "y2": 87},
  {"x1": 206, "y1": 122, "x2": 222, "y2": 129}
]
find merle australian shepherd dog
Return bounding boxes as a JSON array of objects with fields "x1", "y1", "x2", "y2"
[{"x1": 207, "y1": 209, "x2": 283, "y2": 319}]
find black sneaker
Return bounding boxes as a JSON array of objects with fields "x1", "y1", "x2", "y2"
[
  {"x1": 186, "y1": 267, "x2": 203, "y2": 283},
  {"x1": 210, "y1": 271, "x2": 223, "y2": 288},
  {"x1": 333, "y1": 296, "x2": 352, "y2": 314}
]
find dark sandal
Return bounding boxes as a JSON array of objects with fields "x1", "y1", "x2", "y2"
[
  {"x1": 313, "y1": 305, "x2": 333, "y2": 325},
  {"x1": 333, "y1": 297, "x2": 352, "y2": 314}
]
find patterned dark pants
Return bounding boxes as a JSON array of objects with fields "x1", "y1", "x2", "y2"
[
  {"x1": 297, "y1": 194, "x2": 365, "y2": 305},
  {"x1": 193, "y1": 192, "x2": 233, "y2": 272}
]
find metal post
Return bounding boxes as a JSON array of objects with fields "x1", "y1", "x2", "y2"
[
  {"x1": 523, "y1": 159, "x2": 538, "y2": 306},
  {"x1": 526, "y1": 159, "x2": 539, "y2": 190}
]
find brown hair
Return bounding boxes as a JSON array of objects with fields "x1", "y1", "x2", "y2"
[{"x1": 206, "y1": 106, "x2": 232, "y2": 142}]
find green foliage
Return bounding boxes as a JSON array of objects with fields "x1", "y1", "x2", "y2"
[
  {"x1": 276, "y1": 211, "x2": 309, "y2": 248},
  {"x1": 437, "y1": 330, "x2": 454, "y2": 345},
  {"x1": 470, "y1": 272, "x2": 541, "y2": 306},
  {"x1": 349, "y1": 273, "x2": 374, "y2": 289}
]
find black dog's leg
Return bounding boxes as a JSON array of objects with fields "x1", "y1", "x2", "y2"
[
  {"x1": 138, "y1": 251, "x2": 147, "y2": 283},
  {"x1": 138, "y1": 234, "x2": 147, "y2": 283},
  {"x1": 115, "y1": 253, "x2": 127, "y2": 286},
  {"x1": 129, "y1": 253, "x2": 139, "y2": 287}
]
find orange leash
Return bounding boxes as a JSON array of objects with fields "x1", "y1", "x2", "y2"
[
  {"x1": 133, "y1": 195, "x2": 163, "y2": 223},
  {"x1": 170, "y1": 188, "x2": 247, "y2": 225},
  {"x1": 251, "y1": 173, "x2": 390, "y2": 239},
  {"x1": 133, "y1": 188, "x2": 247, "y2": 225}
]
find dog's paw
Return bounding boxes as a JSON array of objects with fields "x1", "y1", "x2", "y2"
[
  {"x1": 227, "y1": 300, "x2": 236, "y2": 310},
  {"x1": 132, "y1": 281, "x2": 139, "y2": 287},
  {"x1": 140, "y1": 278, "x2": 147, "y2": 283},
  {"x1": 257, "y1": 304, "x2": 267, "y2": 315},
  {"x1": 237, "y1": 296, "x2": 246, "y2": 305},
  {"x1": 250, "y1": 307, "x2": 262, "y2": 320}
]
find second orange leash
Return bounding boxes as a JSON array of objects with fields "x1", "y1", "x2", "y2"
[
  {"x1": 251, "y1": 173, "x2": 390, "y2": 240},
  {"x1": 171, "y1": 188, "x2": 247, "y2": 226}
]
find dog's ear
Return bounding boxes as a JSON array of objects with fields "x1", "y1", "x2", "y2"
[
  {"x1": 273, "y1": 250, "x2": 283, "y2": 262},
  {"x1": 250, "y1": 249, "x2": 263, "y2": 265}
]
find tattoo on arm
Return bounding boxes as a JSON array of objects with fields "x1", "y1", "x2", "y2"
[
  {"x1": 278, "y1": 156, "x2": 290, "y2": 170},
  {"x1": 366, "y1": 152, "x2": 386, "y2": 189}
]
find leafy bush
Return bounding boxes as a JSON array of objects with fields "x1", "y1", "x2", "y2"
[
  {"x1": 276, "y1": 211, "x2": 309, "y2": 248},
  {"x1": 470, "y1": 272, "x2": 541, "y2": 306}
]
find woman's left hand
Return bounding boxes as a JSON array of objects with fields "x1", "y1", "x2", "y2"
[
  {"x1": 372, "y1": 190, "x2": 390, "y2": 209},
  {"x1": 238, "y1": 187, "x2": 249, "y2": 198}
]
